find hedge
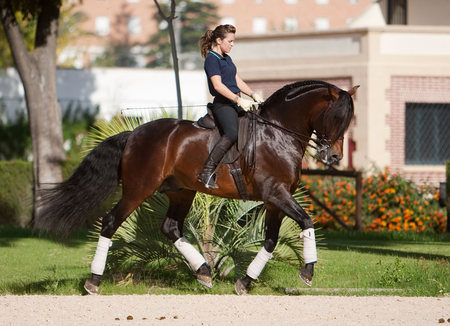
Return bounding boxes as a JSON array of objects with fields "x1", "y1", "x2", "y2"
[{"x1": 0, "y1": 160, "x2": 80, "y2": 226}]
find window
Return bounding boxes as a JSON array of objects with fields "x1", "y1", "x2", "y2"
[
  {"x1": 221, "y1": 17, "x2": 236, "y2": 26},
  {"x1": 255, "y1": 0, "x2": 264, "y2": 3},
  {"x1": 127, "y1": 0, "x2": 140, "y2": 2},
  {"x1": 128, "y1": 16, "x2": 141, "y2": 35},
  {"x1": 316, "y1": 0, "x2": 329, "y2": 4},
  {"x1": 252, "y1": 17, "x2": 267, "y2": 34},
  {"x1": 284, "y1": 17, "x2": 298, "y2": 32},
  {"x1": 388, "y1": 0, "x2": 407, "y2": 24},
  {"x1": 348, "y1": 0, "x2": 358, "y2": 4},
  {"x1": 95, "y1": 16, "x2": 110, "y2": 36},
  {"x1": 405, "y1": 103, "x2": 450, "y2": 165},
  {"x1": 221, "y1": 0, "x2": 234, "y2": 3},
  {"x1": 284, "y1": 0, "x2": 297, "y2": 4},
  {"x1": 315, "y1": 17, "x2": 329, "y2": 30}
]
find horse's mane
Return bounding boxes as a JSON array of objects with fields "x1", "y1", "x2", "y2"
[
  {"x1": 261, "y1": 80, "x2": 333, "y2": 109},
  {"x1": 260, "y1": 79, "x2": 354, "y2": 142}
]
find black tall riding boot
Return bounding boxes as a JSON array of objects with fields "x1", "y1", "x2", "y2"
[{"x1": 198, "y1": 136, "x2": 234, "y2": 189}]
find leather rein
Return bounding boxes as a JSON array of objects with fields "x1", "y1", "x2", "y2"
[{"x1": 247, "y1": 110, "x2": 334, "y2": 153}]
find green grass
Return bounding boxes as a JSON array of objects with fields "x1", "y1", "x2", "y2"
[{"x1": 0, "y1": 227, "x2": 448, "y2": 296}]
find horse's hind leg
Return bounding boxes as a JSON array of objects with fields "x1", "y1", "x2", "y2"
[
  {"x1": 160, "y1": 190, "x2": 212, "y2": 288},
  {"x1": 235, "y1": 205, "x2": 283, "y2": 295},
  {"x1": 84, "y1": 196, "x2": 143, "y2": 295}
]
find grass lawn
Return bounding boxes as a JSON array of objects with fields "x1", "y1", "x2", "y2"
[{"x1": 0, "y1": 227, "x2": 448, "y2": 296}]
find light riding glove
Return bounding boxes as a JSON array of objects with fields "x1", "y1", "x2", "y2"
[
  {"x1": 251, "y1": 92, "x2": 264, "y2": 103},
  {"x1": 236, "y1": 97, "x2": 253, "y2": 111}
]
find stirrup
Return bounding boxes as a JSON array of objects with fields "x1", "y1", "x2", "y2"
[{"x1": 198, "y1": 172, "x2": 218, "y2": 189}]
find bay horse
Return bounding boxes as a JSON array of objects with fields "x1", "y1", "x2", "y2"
[{"x1": 36, "y1": 80, "x2": 358, "y2": 295}]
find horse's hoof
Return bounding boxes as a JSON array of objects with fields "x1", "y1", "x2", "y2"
[
  {"x1": 235, "y1": 279, "x2": 248, "y2": 295},
  {"x1": 84, "y1": 279, "x2": 99, "y2": 295},
  {"x1": 195, "y1": 264, "x2": 213, "y2": 288},
  {"x1": 299, "y1": 265, "x2": 313, "y2": 287}
]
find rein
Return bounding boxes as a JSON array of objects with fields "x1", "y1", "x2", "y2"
[{"x1": 248, "y1": 110, "x2": 327, "y2": 151}]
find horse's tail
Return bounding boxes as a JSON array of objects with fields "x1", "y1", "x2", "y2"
[{"x1": 35, "y1": 131, "x2": 132, "y2": 239}]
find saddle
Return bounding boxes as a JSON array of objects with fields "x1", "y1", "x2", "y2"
[{"x1": 193, "y1": 104, "x2": 257, "y2": 200}]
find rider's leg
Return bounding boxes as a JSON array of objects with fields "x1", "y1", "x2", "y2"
[{"x1": 198, "y1": 102, "x2": 238, "y2": 189}]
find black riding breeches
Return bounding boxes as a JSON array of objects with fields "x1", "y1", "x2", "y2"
[{"x1": 211, "y1": 98, "x2": 240, "y2": 143}]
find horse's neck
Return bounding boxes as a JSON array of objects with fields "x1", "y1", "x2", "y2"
[
  {"x1": 261, "y1": 103, "x2": 311, "y2": 138},
  {"x1": 256, "y1": 109, "x2": 309, "y2": 160}
]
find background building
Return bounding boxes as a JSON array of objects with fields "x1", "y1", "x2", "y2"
[
  {"x1": 6, "y1": 0, "x2": 448, "y2": 186},
  {"x1": 232, "y1": 0, "x2": 450, "y2": 185},
  {"x1": 61, "y1": 0, "x2": 376, "y2": 68}
]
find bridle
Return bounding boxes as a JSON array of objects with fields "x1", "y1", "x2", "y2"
[{"x1": 247, "y1": 110, "x2": 336, "y2": 154}]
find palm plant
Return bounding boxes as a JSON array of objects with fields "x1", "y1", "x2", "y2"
[{"x1": 86, "y1": 113, "x2": 312, "y2": 282}]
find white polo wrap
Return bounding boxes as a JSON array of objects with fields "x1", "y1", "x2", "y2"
[
  {"x1": 174, "y1": 237, "x2": 206, "y2": 271},
  {"x1": 246, "y1": 247, "x2": 273, "y2": 279},
  {"x1": 91, "y1": 236, "x2": 113, "y2": 275},
  {"x1": 300, "y1": 228, "x2": 317, "y2": 264}
]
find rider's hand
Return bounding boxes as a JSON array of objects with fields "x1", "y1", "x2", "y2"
[
  {"x1": 251, "y1": 92, "x2": 264, "y2": 103},
  {"x1": 236, "y1": 97, "x2": 253, "y2": 111}
]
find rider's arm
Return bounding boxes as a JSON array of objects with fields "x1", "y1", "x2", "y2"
[
  {"x1": 210, "y1": 75, "x2": 240, "y2": 103},
  {"x1": 235, "y1": 74, "x2": 253, "y2": 97}
]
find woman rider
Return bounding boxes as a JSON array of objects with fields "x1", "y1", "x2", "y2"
[{"x1": 197, "y1": 24, "x2": 264, "y2": 189}]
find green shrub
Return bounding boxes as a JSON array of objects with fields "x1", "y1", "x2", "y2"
[
  {"x1": 0, "y1": 160, "x2": 33, "y2": 226},
  {"x1": 0, "y1": 159, "x2": 82, "y2": 226}
]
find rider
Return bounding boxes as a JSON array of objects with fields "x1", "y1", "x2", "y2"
[{"x1": 197, "y1": 24, "x2": 264, "y2": 189}]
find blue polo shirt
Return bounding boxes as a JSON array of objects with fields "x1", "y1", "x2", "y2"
[{"x1": 204, "y1": 50, "x2": 240, "y2": 97}]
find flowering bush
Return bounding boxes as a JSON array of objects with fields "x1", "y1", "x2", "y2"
[{"x1": 301, "y1": 168, "x2": 446, "y2": 232}]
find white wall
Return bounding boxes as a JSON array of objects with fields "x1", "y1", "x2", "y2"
[{"x1": 0, "y1": 68, "x2": 209, "y2": 121}]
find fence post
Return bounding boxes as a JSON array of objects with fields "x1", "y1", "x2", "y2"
[
  {"x1": 354, "y1": 171, "x2": 363, "y2": 231},
  {"x1": 447, "y1": 161, "x2": 450, "y2": 233}
]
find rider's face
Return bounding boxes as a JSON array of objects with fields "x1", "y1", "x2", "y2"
[{"x1": 216, "y1": 33, "x2": 235, "y2": 54}]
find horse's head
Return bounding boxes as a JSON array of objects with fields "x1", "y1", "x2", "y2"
[
  {"x1": 260, "y1": 80, "x2": 358, "y2": 166},
  {"x1": 311, "y1": 85, "x2": 358, "y2": 166}
]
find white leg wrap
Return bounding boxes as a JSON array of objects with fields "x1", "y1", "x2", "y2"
[
  {"x1": 174, "y1": 237, "x2": 206, "y2": 271},
  {"x1": 300, "y1": 228, "x2": 317, "y2": 264},
  {"x1": 91, "y1": 236, "x2": 113, "y2": 275},
  {"x1": 246, "y1": 247, "x2": 273, "y2": 279}
]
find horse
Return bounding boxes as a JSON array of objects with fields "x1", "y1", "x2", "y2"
[{"x1": 36, "y1": 79, "x2": 358, "y2": 295}]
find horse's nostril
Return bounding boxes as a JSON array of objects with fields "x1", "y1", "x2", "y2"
[{"x1": 331, "y1": 154, "x2": 341, "y2": 163}]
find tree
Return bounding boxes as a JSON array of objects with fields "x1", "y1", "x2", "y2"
[
  {"x1": 0, "y1": 0, "x2": 65, "y2": 221},
  {"x1": 147, "y1": 0, "x2": 218, "y2": 70},
  {"x1": 0, "y1": 10, "x2": 35, "y2": 68}
]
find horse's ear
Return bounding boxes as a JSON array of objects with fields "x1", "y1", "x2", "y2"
[
  {"x1": 328, "y1": 85, "x2": 339, "y2": 101},
  {"x1": 348, "y1": 85, "x2": 360, "y2": 97}
]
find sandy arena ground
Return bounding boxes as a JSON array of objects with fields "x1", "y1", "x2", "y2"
[{"x1": 0, "y1": 294, "x2": 449, "y2": 326}]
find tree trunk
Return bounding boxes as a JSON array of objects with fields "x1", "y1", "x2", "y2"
[{"x1": 1, "y1": 1, "x2": 65, "y2": 221}]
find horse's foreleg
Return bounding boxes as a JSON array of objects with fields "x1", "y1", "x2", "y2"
[
  {"x1": 160, "y1": 190, "x2": 212, "y2": 288},
  {"x1": 235, "y1": 205, "x2": 283, "y2": 295},
  {"x1": 267, "y1": 187, "x2": 317, "y2": 286},
  {"x1": 84, "y1": 197, "x2": 142, "y2": 295}
]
